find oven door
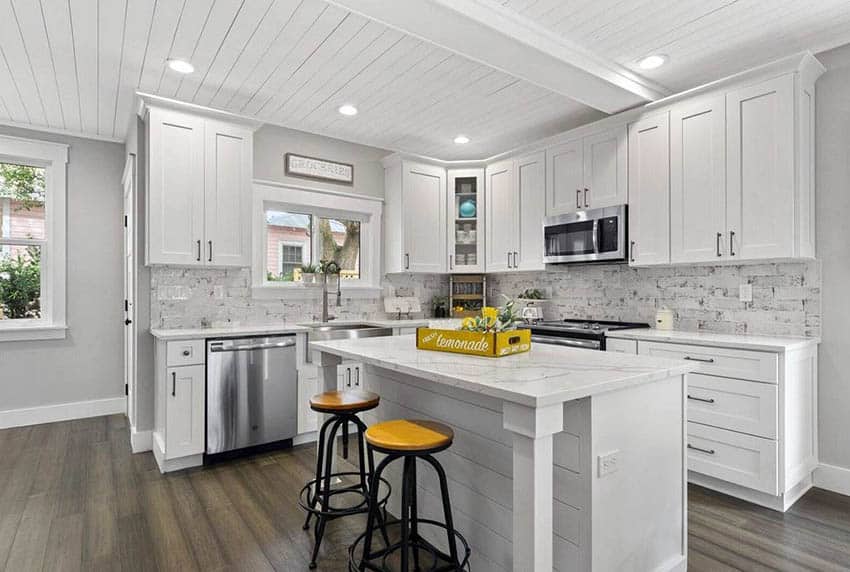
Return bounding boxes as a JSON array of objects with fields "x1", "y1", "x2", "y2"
[{"x1": 543, "y1": 205, "x2": 627, "y2": 264}]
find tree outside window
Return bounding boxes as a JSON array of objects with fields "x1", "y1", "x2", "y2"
[{"x1": 0, "y1": 162, "x2": 46, "y2": 320}]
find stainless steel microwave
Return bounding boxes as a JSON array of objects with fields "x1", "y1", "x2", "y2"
[{"x1": 543, "y1": 205, "x2": 627, "y2": 264}]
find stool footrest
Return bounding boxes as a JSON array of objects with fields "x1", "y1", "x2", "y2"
[
  {"x1": 348, "y1": 518, "x2": 471, "y2": 572},
  {"x1": 299, "y1": 471, "x2": 391, "y2": 519}
]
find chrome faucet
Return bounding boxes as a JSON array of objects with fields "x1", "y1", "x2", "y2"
[{"x1": 321, "y1": 262, "x2": 342, "y2": 323}]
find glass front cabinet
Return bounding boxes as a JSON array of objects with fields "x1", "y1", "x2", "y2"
[{"x1": 447, "y1": 168, "x2": 485, "y2": 273}]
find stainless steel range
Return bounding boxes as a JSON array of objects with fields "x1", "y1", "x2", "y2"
[{"x1": 529, "y1": 319, "x2": 650, "y2": 351}]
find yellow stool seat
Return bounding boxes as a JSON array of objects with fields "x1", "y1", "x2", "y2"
[
  {"x1": 309, "y1": 390, "x2": 380, "y2": 414},
  {"x1": 365, "y1": 419, "x2": 454, "y2": 452}
]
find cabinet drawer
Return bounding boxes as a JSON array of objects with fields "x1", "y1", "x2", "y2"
[
  {"x1": 640, "y1": 341, "x2": 778, "y2": 383},
  {"x1": 605, "y1": 338, "x2": 637, "y2": 354},
  {"x1": 687, "y1": 422, "x2": 778, "y2": 494},
  {"x1": 688, "y1": 374, "x2": 777, "y2": 438},
  {"x1": 166, "y1": 340, "x2": 205, "y2": 367}
]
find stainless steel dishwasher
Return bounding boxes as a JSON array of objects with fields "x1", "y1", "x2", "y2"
[{"x1": 206, "y1": 334, "x2": 298, "y2": 455}]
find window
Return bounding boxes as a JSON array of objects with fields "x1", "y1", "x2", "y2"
[
  {"x1": 0, "y1": 136, "x2": 67, "y2": 341},
  {"x1": 252, "y1": 181, "x2": 382, "y2": 297}
]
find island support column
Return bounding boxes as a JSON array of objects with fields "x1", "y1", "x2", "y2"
[{"x1": 503, "y1": 401, "x2": 564, "y2": 572}]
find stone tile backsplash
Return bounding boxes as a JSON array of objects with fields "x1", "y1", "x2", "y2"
[
  {"x1": 152, "y1": 261, "x2": 821, "y2": 338},
  {"x1": 151, "y1": 267, "x2": 448, "y2": 329},
  {"x1": 488, "y1": 261, "x2": 821, "y2": 337}
]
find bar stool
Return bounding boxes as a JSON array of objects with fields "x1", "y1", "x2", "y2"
[
  {"x1": 350, "y1": 419, "x2": 471, "y2": 571},
  {"x1": 300, "y1": 390, "x2": 391, "y2": 569}
]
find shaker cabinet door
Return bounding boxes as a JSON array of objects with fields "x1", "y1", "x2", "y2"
[
  {"x1": 582, "y1": 125, "x2": 627, "y2": 209},
  {"x1": 147, "y1": 108, "x2": 206, "y2": 265},
  {"x1": 403, "y1": 162, "x2": 446, "y2": 273},
  {"x1": 726, "y1": 74, "x2": 795, "y2": 261},
  {"x1": 165, "y1": 365, "x2": 205, "y2": 459},
  {"x1": 204, "y1": 120, "x2": 252, "y2": 267},
  {"x1": 546, "y1": 139, "x2": 584, "y2": 215},
  {"x1": 485, "y1": 160, "x2": 515, "y2": 272},
  {"x1": 515, "y1": 152, "x2": 546, "y2": 271},
  {"x1": 670, "y1": 97, "x2": 726, "y2": 263},
  {"x1": 628, "y1": 112, "x2": 671, "y2": 266}
]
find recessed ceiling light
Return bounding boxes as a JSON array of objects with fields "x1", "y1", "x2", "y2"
[
  {"x1": 338, "y1": 104, "x2": 358, "y2": 116},
  {"x1": 167, "y1": 58, "x2": 194, "y2": 74},
  {"x1": 638, "y1": 54, "x2": 667, "y2": 70},
  {"x1": 453, "y1": 135, "x2": 470, "y2": 144}
]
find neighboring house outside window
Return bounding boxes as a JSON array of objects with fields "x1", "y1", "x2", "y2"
[
  {"x1": 252, "y1": 181, "x2": 381, "y2": 298},
  {"x1": 0, "y1": 135, "x2": 68, "y2": 341}
]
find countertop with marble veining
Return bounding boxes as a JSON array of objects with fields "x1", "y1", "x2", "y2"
[
  {"x1": 311, "y1": 335, "x2": 697, "y2": 408},
  {"x1": 607, "y1": 328, "x2": 820, "y2": 352},
  {"x1": 150, "y1": 318, "x2": 461, "y2": 341}
]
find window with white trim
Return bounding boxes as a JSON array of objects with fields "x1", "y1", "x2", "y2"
[
  {"x1": 252, "y1": 181, "x2": 382, "y2": 296},
  {"x1": 0, "y1": 135, "x2": 67, "y2": 341}
]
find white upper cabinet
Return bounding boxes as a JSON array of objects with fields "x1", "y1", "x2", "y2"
[
  {"x1": 485, "y1": 154, "x2": 545, "y2": 273},
  {"x1": 485, "y1": 160, "x2": 515, "y2": 273},
  {"x1": 147, "y1": 108, "x2": 205, "y2": 265},
  {"x1": 385, "y1": 160, "x2": 447, "y2": 273},
  {"x1": 582, "y1": 126, "x2": 628, "y2": 209},
  {"x1": 146, "y1": 106, "x2": 253, "y2": 267},
  {"x1": 447, "y1": 168, "x2": 485, "y2": 273},
  {"x1": 726, "y1": 74, "x2": 795, "y2": 261},
  {"x1": 628, "y1": 112, "x2": 670, "y2": 266},
  {"x1": 546, "y1": 126, "x2": 626, "y2": 216},
  {"x1": 546, "y1": 139, "x2": 583, "y2": 215},
  {"x1": 204, "y1": 120, "x2": 252, "y2": 266},
  {"x1": 514, "y1": 151, "x2": 546, "y2": 271},
  {"x1": 670, "y1": 96, "x2": 726, "y2": 263}
]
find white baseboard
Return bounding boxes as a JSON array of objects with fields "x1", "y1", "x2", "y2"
[
  {"x1": 0, "y1": 396, "x2": 126, "y2": 430},
  {"x1": 130, "y1": 426, "x2": 153, "y2": 453},
  {"x1": 814, "y1": 463, "x2": 850, "y2": 497}
]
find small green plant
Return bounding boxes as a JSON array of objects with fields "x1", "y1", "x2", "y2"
[
  {"x1": 518, "y1": 288, "x2": 544, "y2": 300},
  {"x1": 299, "y1": 263, "x2": 319, "y2": 274},
  {"x1": 0, "y1": 246, "x2": 41, "y2": 319}
]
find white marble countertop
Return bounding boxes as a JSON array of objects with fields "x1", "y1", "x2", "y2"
[
  {"x1": 150, "y1": 318, "x2": 461, "y2": 341},
  {"x1": 607, "y1": 328, "x2": 820, "y2": 352},
  {"x1": 311, "y1": 335, "x2": 697, "y2": 408}
]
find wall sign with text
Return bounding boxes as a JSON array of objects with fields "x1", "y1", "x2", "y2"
[{"x1": 284, "y1": 153, "x2": 354, "y2": 185}]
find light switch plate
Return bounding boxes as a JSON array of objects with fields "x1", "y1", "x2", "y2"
[
  {"x1": 739, "y1": 283, "x2": 753, "y2": 303},
  {"x1": 597, "y1": 450, "x2": 619, "y2": 477}
]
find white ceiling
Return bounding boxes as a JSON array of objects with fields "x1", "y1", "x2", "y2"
[{"x1": 0, "y1": 0, "x2": 848, "y2": 160}]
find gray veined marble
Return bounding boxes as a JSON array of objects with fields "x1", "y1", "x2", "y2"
[{"x1": 311, "y1": 334, "x2": 697, "y2": 407}]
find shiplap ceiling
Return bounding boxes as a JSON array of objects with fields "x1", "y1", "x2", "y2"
[
  {"x1": 0, "y1": 0, "x2": 848, "y2": 160},
  {"x1": 499, "y1": 0, "x2": 850, "y2": 91}
]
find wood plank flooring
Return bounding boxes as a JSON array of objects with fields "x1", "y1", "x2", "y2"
[{"x1": 1, "y1": 414, "x2": 849, "y2": 571}]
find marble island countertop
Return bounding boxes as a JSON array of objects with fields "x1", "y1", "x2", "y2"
[
  {"x1": 607, "y1": 328, "x2": 820, "y2": 352},
  {"x1": 311, "y1": 335, "x2": 697, "y2": 408},
  {"x1": 150, "y1": 318, "x2": 461, "y2": 341}
]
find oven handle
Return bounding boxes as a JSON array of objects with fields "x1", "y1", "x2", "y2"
[{"x1": 531, "y1": 335, "x2": 601, "y2": 350}]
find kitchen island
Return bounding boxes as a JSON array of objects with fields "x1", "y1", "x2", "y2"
[{"x1": 311, "y1": 335, "x2": 697, "y2": 572}]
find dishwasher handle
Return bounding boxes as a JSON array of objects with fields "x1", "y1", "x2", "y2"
[{"x1": 209, "y1": 338, "x2": 297, "y2": 352}]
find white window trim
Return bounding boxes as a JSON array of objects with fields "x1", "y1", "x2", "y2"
[
  {"x1": 252, "y1": 180, "x2": 383, "y2": 299},
  {"x1": 0, "y1": 135, "x2": 68, "y2": 342}
]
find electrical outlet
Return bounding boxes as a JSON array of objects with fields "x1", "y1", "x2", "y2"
[
  {"x1": 739, "y1": 283, "x2": 753, "y2": 303},
  {"x1": 597, "y1": 451, "x2": 619, "y2": 477}
]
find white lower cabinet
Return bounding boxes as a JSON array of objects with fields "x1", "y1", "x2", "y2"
[
  {"x1": 633, "y1": 337, "x2": 818, "y2": 511},
  {"x1": 164, "y1": 365, "x2": 206, "y2": 459},
  {"x1": 153, "y1": 340, "x2": 207, "y2": 472},
  {"x1": 338, "y1": 361, "x2": 366, "y2": 390}
]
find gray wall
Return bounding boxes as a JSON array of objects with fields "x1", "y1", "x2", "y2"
[
  {"x1": 253, "y1": 124, "x2": 390, "y2": 198},
  {"x1": 815, "y1": 45, "x2": 850, "y2": 472},
  {"x1": 0, "y1": 126, "x2": 125, "y2": 411}
]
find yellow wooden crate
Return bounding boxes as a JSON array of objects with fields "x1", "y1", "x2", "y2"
[{"x1": 416, "y1": 327, "x2": 531, "y2": 358}]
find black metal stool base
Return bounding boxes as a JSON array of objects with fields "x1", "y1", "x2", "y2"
[
  {"x1": 348, "y1": 518, "x2": 471, "y2": 572},
  {"x1": 299, "y1": 471, "x2": 392, "y2": 520}
]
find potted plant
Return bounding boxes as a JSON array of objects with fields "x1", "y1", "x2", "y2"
[{"x1": 299, "y1": 263, "x2": 319, "y2": 284}]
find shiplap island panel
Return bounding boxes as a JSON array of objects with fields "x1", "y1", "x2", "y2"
[{"x1": 312, "y1": 335, "x2": 696, "y2": 571}]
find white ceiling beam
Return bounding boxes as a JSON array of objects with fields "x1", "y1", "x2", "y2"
[{"x1": 326, "y1": 0, "x2": 671, "y2": 113}]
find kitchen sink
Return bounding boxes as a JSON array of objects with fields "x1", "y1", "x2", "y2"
[{"x1": 306, "y1": 322, "x2": 394, "y2": 342}]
